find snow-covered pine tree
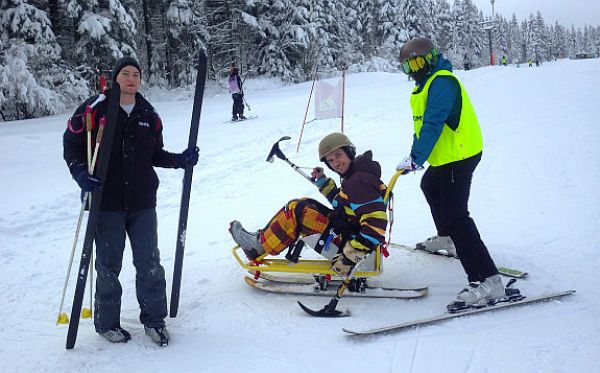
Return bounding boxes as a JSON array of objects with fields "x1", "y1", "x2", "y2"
[
  {"x1": 507, "y1": 14, "x2": 522, "y2": 64},
  {"x1": 304, "y1": 0, "x2": 340, "y2": 73},
  {"x1": 139, "y1": 0, "x2": 167, "y2": 87},
  {"x1": 460, "y1": 0, "x2": 484, "y2": 67},
  {"x1": 420, "y1": 0, "x2": 437, "y2": 41},
  {"x1": 354, "y1": 0, "x2": 377, "y2": 59},
  {"x1": 590, "y1": 26, "x2": 600, "y2": 58},
  {"x1": 493, "y1": 16, "x2": 509, "y2": 62},
  {"x1": 530, "y1": 11, "x2": 547, "y2": 61},
  {"x1": 205, "y1": 0, "x2": 251, "y2": 81},
  {"x1": 65, "y1": 0, "x2": 137, "y2": 78},
  {"x1": 432, "y1": 0, "x2": 453, "y2": 54},
  {"x1": 0, "y1": 0, "x2": 87, "y2": 120},
  {"x1": 164, "y1": 0, "x2": 207, "y2": 86},
  {"x1": 336, "y1": 0, "x2": 363, "y2": 67},
  {"x1": 522, "y1": 14, "x2": 541, "y2": 62},
  {"x1": 448, "y1": 0, "x2": 467, "y2": 66},
  {"x1": 376, "y1": 0, "x2": 405, "y2": 59},
  {"x1": 245, "y1": 0, "x2": 309, "y2": 82},
  {"x1": 582, "y1": 26, "x2": 596, "y2": 57},
  {"x1": 548, "y1": 22, "x2": 565, "y2": 60},
  {"x1": 400, "y1": 0, "x2": 428, "y2": 40}
]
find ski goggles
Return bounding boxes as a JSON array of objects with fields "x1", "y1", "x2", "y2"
[{"x1": 400, "y1": 48, "x2": 439, "y2": 74}]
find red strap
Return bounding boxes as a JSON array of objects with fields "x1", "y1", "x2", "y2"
[
  {"x1": 252, "y1": 257, "x2": 264, "y2": 279},
  {"x1": 99, "y1": 75, "x2": 107, "y2": 93}
]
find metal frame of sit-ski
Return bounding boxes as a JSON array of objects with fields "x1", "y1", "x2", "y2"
[{"x1": 232, "y1": 168, "x2": 405, "y2": 287}]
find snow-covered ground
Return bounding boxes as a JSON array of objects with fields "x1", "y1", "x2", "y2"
[{"x1": 1, "y1": 59, "x2": 599, "y2": 372}]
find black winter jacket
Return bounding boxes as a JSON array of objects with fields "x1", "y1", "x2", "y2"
[{"x1": 63, "y1": 90, "x2": 179, "y2": 211}]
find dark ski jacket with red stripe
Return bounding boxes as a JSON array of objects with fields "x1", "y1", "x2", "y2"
[{"x1": 63, "y1": 90, "x2": 180, "y2": 211}]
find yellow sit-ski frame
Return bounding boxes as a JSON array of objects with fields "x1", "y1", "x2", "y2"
[{"x1": 232, "y1": 170, "x2": 404, "y2": 278}]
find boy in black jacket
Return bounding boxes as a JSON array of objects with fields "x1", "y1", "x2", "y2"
[{"x1": 63, "y1": 57, "x2": 199, "y2": 346}]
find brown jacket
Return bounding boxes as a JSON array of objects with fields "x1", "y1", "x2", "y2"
[{"x1": 318, "y1": 151, "x2": 388, "y2": 253}]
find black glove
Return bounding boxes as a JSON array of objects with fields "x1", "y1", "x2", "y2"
[
  {"x1": 72, "y1": 164, "x2": 102, "y2": 192},
  {"x1": 174, "y1": 147, "x2": 199, "y2": 169}
]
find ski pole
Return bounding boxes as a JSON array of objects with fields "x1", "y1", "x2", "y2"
[
  {"x1": 242, "y1": 96, "x2": 251, "y2": 111},
  {"x1": 56, "y1": 120, "x2": 105, "y2": 325},
  {"x1": 266, "y1": 136, "x2": 314, "y2": 182},
  {"x1": 57, "y1": 193, "x2": 89, "y2": 325},
  {"x1": 84, "y1": 119, "x2": 108, "y2": 318},
  {"x1": 83, "y1": 107, "x2": 98, "y2": 320}
]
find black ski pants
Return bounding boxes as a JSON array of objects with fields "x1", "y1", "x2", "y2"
[
  {"x1": 420, "y1": 152, "x2": 498, "y2": 283},
  {"x1": 232, "y1": 93, "x2": 244, "y2": 118},
  {"x1": 94, "y1": 208, "x2": 167, "y2": 333}
]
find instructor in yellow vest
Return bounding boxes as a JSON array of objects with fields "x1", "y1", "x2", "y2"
[{"x1": 396, "y1": 37, "x2": 507, "y2": 310}]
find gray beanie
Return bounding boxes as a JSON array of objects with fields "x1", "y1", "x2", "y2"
[{"x1": 112, "y1": 56, "x2": 141, "y2": 81}]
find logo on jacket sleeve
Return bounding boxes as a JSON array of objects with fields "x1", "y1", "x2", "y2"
[{"x1": 138, "y1": 121, "x2": 150, "y2": 128}]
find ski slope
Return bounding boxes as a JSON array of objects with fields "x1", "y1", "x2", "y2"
[{"x1": 0, "y1": 59, "x2": 599, "y2": 372}]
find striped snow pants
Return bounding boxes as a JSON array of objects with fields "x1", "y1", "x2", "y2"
[{"x1": 260, "y1": 198, "x2": 342, "y2": 255}]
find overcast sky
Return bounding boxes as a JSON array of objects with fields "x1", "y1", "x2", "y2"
[{"x1": 471, "y1": 0, "x2": 599, "y2": 28}]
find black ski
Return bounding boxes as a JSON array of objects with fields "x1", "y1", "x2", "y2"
[
  {"x1": 66, "y1": 83, "x2": 121, "y2": 349},
  {"x1": 169, "y1": 50, "x2": 207, "y2": 318}
]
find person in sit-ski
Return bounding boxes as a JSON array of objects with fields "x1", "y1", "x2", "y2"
[{"x1": 229, "y1": 133, "x2": 388, "y2": 279}]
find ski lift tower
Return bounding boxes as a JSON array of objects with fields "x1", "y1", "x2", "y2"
[{"x1": 480, "y1": 0, "x2": 496, "y2": 65}]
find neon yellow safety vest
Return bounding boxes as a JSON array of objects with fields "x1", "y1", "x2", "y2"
[{"x1": 411, "y1": 70, "x2": 483, "y2": 166}]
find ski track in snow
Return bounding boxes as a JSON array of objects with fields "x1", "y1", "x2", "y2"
[{"x1": 1, "y1": 59, "x2": 599, "y2": 372}]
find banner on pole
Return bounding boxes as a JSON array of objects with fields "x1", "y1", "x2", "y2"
[{"x1": 315, "y1": 78, "x2": 343, "y2": 120}]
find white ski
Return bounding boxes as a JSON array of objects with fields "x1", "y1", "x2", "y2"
[
  {"x1": 389, "y1": 243, "x2": 529, "y2": 279},
  {"x1": 342, "y1": 289, "x2": 575, "y2": 336},
  {"x1": 224, "y1": 115, "x2": 258, "y2": 123},
  {"x1": 244, "y1": 276, "x2": 428, "y2": 299}
]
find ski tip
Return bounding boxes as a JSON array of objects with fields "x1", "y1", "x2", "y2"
[{"x1": 342, "y1": 327, "x2": 369, "y2": 336}]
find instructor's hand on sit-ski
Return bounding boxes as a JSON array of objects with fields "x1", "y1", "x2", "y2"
[{"x1": 396, "y1": 156, "x2": 424, "y2": 173}]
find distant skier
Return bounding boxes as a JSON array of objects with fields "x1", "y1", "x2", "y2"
[
  {"x1": 228, "y1": 64, "x2": 246, "y2": 121},
  {"x1": 463, "y1": 54, "x2": 471, "y2": 70},
  {"x1": 396, "y1": 37, "x2": 507, "y2": 310},
  {"x1": 501, "y1": 55, "x2": 507, "y2": 66},
  {"x1": 229, "y1": 133, "x2": 388, "y2": 280}
]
